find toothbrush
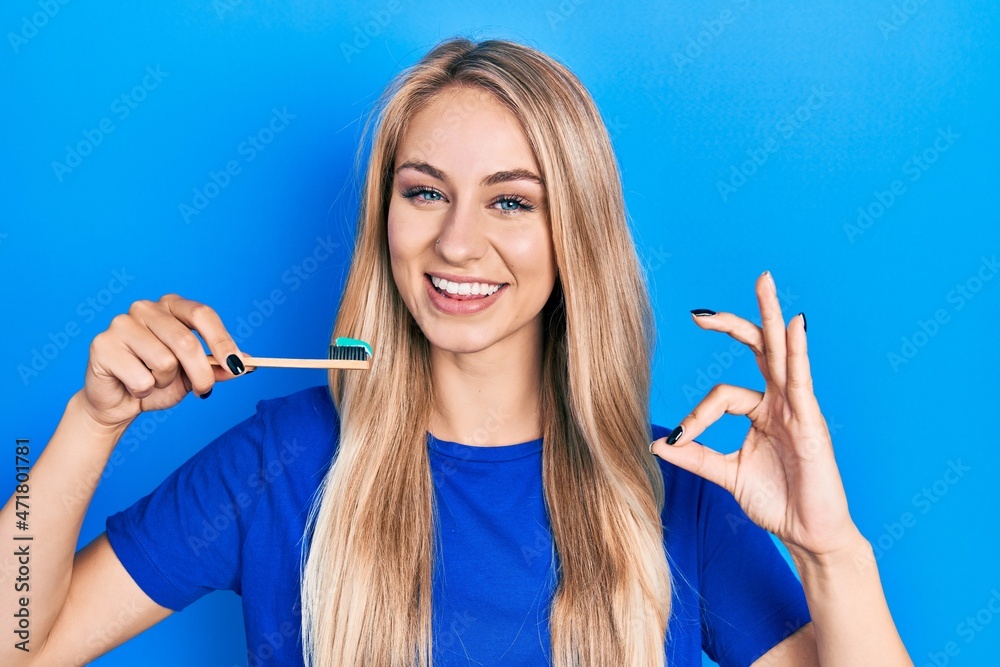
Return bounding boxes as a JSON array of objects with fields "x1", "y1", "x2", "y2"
[{"x1": 208, "y1": 337, "x2": 372, "y2": 370}]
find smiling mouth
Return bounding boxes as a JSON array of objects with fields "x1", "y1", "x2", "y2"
[{"x1": 424, "y1": 273, "x2": 507, "y2": 301}]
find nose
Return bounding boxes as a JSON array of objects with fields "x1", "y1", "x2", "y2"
[{"x1": 435, "y1": 198, "x2": 488, "y2": 264}]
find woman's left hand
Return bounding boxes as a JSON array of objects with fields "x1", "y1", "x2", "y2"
[{"x1": 650, "y1": 271, "x2": 862, "y2": 559}]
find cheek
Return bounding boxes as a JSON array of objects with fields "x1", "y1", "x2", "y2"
[
  {"x1": 386, "y1": 210, "x2": 415, "y2": 291},
  {"x1": 386, "y1": 201, "x2": 402, "y2": 256},
  {"x1": 387, "y1": 215, "x2": 416, "y2": 270},
  {"x1": 387, "y1": 202, "x2": 436, "y2": 260},
  {"x1": 507, "y1": 228, "x2": 557, "y2": 284}
]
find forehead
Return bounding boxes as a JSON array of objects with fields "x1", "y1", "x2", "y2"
[{"x1": 396, "y1": 86, "x2": 539, "y2": 176}]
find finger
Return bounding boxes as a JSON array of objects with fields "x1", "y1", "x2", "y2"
[
  {"x1": 670, "y1": 383, "x2": 765, "y2": 447},
  {"x1": 690, "y1": 311, "x2": 770, "y2": 383},
  {"x1": 135, "y1": 369, "x2": 210, "y2": 413},
  {"x1": 756, "y1": 271, "x2": 787, "y2": 394},
  {"x1": 160, "y1": 295, "x2": 248, "y2": 378},
  {"x1": 173, "y1": 356, "x2": 240, "y2": 387},
  {"x1": 108, "y1": 314, "x2": 179, "y2": 389},
  {"x1": 651, "y1": 383, "x2": 763, "y2": 490},
  {"x1": 650, "y1": 436, "x2": 737, "y2": 494},
  {"x1": 785, "y1": 312, "x2": 817, "y2": 416},
  {"x1": 130, "y1": 299, "x2": 217, "y2": 397},
  {"x1": 90, "y1": 332, "x2": 158, "y2": 399}
]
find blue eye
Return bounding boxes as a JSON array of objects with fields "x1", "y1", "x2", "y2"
[
  {"x1": 492, "y1": 195, "x2": 536, "y2": 214},
  {"x1": 400, "y1": 187, "x2": 536, "y2": 215},
  {"x1": 401, "y1": 186, "x2": 445, "y2": 203}
]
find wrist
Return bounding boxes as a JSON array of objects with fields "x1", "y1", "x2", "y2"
[
  {"x1": 785, "y1": 527, "x2": 872, "y2": 573},
  {"x1": 67, "y1": 389, "x2": 134, "y2": 444}
]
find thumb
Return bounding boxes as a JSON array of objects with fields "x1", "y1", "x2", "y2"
[{"x1": 650, "y1": 435, "x2": 734, "y2": 494}]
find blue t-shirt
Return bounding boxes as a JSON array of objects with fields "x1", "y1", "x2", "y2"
[{"x1": 105, "y1": 385, "x2": 811, "y2": 666}]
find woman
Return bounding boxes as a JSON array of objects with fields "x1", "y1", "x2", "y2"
[{"x1": 1, "y1": 38, "x2": 911, "y2": 666}]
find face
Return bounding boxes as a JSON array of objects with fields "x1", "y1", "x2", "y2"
[{"x1": 387, "y1": 86, "x2": 558, "y2": 356}]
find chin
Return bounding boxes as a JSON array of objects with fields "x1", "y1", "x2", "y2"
[{"x1": 421, "y1": 324, "x2": 501, "y2": 355}]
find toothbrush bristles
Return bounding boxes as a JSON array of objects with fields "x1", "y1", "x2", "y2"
[{"x1": 329, "y1": 344, "x2": 371, "y2": 361}]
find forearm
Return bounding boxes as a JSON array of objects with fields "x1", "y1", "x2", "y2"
[
  {"x1": 0, "y1": 390, "x2": 129, "y2": 662},
  {"x1": 788, "y1": 528, "x2": 913, "y2": 667}
]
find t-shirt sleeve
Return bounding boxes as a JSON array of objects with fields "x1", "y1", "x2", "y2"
[
  {"x1": 697, "y1": 477, "x2": 812, "y2": 667},
  {"x1": 104, "y1": 404, "x2": 265, "y2": 612}
]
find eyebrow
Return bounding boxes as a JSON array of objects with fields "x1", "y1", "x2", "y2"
[{"x1": 395, "y1": 160, "x2": 544, "y2": 187}]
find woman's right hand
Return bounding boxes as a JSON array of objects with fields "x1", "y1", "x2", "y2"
[{"x1": 80, "y1": 294, "x2": 250, "y2": 430}]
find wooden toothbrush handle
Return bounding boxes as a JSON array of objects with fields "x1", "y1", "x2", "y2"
[{"x1": 209, "y1": 356, "x2": 370, "y2": 370}]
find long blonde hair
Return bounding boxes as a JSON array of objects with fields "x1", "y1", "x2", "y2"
[{"x1": 301, "y1": 37, "x2": 671, "y2": 666}]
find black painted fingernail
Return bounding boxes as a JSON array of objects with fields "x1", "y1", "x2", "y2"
[
  {"x1": 199, "y1": 388, "x2": 213, "y2": 399},
  {"x1": 226, "y1": 354, "x2": 245, "y2": 376},
  {"x1": 799, "y1": 312, "x2": 807, "y2": 333},
  {"x1": 690, "y1": 309, "x2": 716, "y2": 317},
  {"x1": 666, "y1": 425, "x2": 684, "y2": 445}
]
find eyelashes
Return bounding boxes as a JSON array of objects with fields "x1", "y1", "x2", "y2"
[
  {"x1": 399, "y1": 186, "x2": 538, "y2": 215},
  {"x1": 492, "y1": 193, "x2": 537, "y2": 214},
  {"x1": 400, "y1": 186, "x2": 444, "y2": 202}
]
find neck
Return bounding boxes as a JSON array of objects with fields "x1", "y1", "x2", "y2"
[{"x1": 428, "y1": 322, "x2": 544, "y2": 447}]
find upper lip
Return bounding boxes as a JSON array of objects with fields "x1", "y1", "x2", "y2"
[{"x1": 426, "y1": 272, "x2": 508, "y2": 286}]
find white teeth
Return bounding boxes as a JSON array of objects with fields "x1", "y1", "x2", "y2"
[{"x1": 430, "y1": 275, "x2": 502, "y2": 296}]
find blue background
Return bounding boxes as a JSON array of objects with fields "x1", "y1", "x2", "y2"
[{"x1": 2, "y1": 1, "x2": 998, "y2": 665}]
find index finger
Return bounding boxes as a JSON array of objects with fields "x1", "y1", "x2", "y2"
[
  {"x1": 650, "y1": 383, "x2": 764, "y2": 493},
  {"x1": 160, "y1": 294, "x2": 248, "y2": 378}
]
